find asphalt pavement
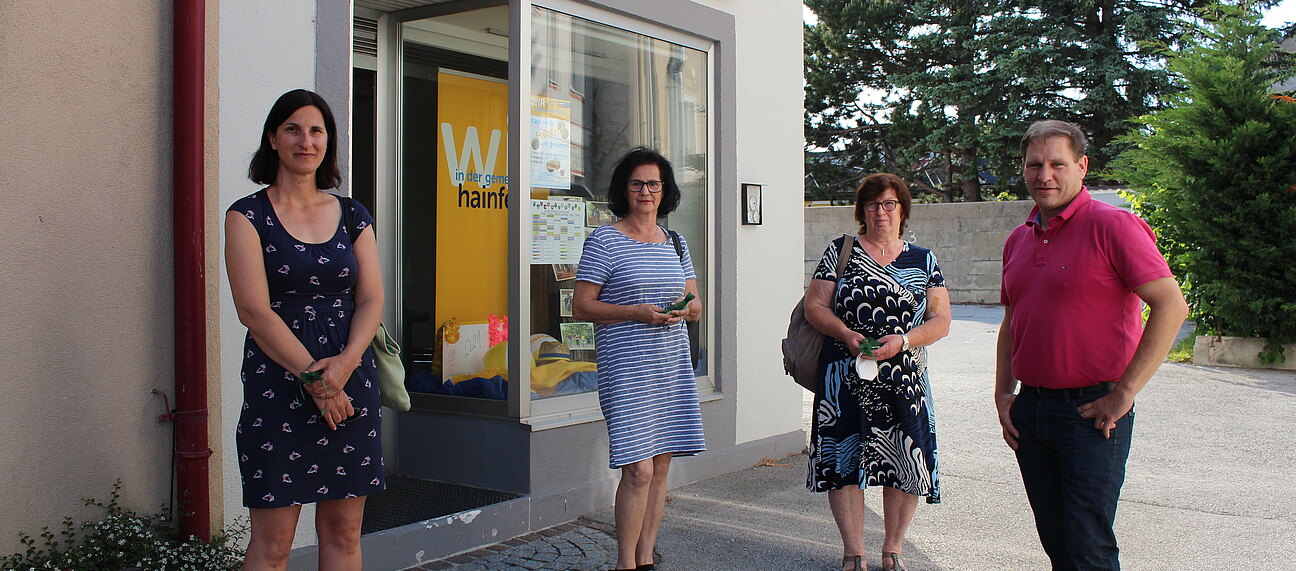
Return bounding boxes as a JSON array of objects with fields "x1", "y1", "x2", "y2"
[{"x1": 407, "y1": 305, "x2": 1296, "y2": 570}]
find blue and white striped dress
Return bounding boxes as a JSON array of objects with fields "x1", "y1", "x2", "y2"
[{"x1": 577, "y1": 225, "x2": 706, "y2": 468}]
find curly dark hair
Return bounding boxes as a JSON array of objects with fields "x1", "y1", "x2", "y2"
[
  {"x1": 247, "y1": 89, "x2": 342, "y2": 190},
  {"x1": 606, "y1": 147, "x2": 681, "y2": 218}
]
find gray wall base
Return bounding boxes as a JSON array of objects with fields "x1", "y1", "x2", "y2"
[{"x1": 287, "y1": 429, "x2": 805, "y2": 570}]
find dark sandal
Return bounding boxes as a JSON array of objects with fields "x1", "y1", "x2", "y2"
[
  {"x1": 635, "y1": 566, "x2": 656, "y2": 570},
  {"x1": 882, "y1": 552, "x2": 906, "y2": 571},
  {"x1": 841, "y1": 555, "x2": 864, "y2": 571}
]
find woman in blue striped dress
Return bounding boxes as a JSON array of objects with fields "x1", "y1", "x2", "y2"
[{"x1": 573, "y1": 148, "x2": 705, "y2": 571}]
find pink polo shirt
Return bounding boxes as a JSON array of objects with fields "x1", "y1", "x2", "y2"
[{"x1": 1001, "y1": 189, "x2": 1172, "y2": 389}]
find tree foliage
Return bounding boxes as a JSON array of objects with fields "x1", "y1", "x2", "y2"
[
  {"x1": 804, "y1": 0, "x2": 1242, "y2": 201},
  {"x1": 1112, "y1": 4, "x2": 1296, "y2": 360}
]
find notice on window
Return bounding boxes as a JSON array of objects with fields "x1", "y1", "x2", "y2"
[
  {"x1": 442, "y1": 323, "x2": 489, "y2": 379},
  {"x1": 530, "y1": 96, "x2": 571, "y2": 190},
  {"x1": 531, "y1": 199, "x2": 585, "y2": 264}
]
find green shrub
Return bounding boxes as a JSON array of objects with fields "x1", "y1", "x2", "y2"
[
  {"x1": 1112, "y1": 4, "x2": 1296, "y2": 363},
  {"x1": 1, "y1": 481, "x2": 245, "y2": 570}
]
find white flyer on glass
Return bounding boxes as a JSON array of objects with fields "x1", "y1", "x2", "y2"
[
  {"x1": 529, "y1": 96, "x2": 572, "y2": 189},
  {"x1": 530, "y1": 199, "x2": 586, "y2": 264}
]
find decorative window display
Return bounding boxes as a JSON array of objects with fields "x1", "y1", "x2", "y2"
[
  {"x1": 527, "y1": 6, "x2": 711, "y2": 401},
  {"x1": 393, "y1": 7, "x2": 713, "y2": 405}
]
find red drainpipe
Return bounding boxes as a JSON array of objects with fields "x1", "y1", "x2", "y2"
[{"x1": 172, "y1": 0, "x2": 212, "y2": 542}]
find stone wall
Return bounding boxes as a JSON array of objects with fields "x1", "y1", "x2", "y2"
[{"x1": 804, "y1": 200, "x2": 1034, "y2": 304}]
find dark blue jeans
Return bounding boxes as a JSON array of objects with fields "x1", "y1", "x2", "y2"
[{"x1": 1011, "y1": 389, "x2": 1134, "y2": 571}]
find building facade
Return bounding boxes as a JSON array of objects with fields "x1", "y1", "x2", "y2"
[{"x1": 1, "y1": 1, "x2": 805, "y2": 565}]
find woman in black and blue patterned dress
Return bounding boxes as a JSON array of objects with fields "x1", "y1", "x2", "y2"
[
  {"x1": 225, "y1": 89, "x2": 385, "y2": 570},
  {"x1": 803, "y1": 173, "x2": 952, "y2": 571}
]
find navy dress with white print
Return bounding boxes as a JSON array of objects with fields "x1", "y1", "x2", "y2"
[
  {"x1": 228, "y1": 191, "x2": 385, "y2": 508},
  {"x1": 806, "y1": 237, "x2": 945, "y2": 504}
]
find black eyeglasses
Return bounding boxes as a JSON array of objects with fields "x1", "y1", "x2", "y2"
[
  {"x1": 628, "y1": 179, "x2": 664, "y2": 193},
  {"x1": 865, "y1": 200, "x2": 900, "y2": 212}
]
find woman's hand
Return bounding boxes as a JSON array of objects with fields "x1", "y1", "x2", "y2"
[
  {"x1": 302, "y1": 354, "x2": 359, "y2": 399},
  {"x1": 636, "y1": 304, "x2": 686, "y2": 326},
  {"x1": 863, "y1": 334, "x2": 905, "y2": 361},
  {"x1": 840, "y1": 330, "x2": 866, "y2": 357},
  {"x1": 684, "y1": 298, "x2": 702, "y2": 322},
  {"x1": 312, "y1": 391, "x2": 355, "y2": 430}
]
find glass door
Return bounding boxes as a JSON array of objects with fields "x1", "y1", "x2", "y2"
[{"x1": 391, "y1": 5, "x2": 515, "y2": 412}]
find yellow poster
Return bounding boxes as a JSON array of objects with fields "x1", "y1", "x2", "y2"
[{"x1": 436, "y1": 73, "x2": 509, "y2": 328}]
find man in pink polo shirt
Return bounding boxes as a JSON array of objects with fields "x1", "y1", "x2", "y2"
[{"x1": 995, "y1": 120, "x2": 1188, "y2": 570}]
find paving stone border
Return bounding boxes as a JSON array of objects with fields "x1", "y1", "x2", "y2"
[{"x1": 402, "y1": 518, "x2": 620, "y2": 570}]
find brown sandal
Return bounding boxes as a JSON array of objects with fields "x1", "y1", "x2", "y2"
[
  {"x1": 841, "y1": 554, "x2": 864, "y2": 571},
  {"x1": 881, "y1": 552, "x2": 906, "y2": 571}
]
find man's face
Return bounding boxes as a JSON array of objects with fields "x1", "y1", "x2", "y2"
[{"x1": 1023, "y1": 135, "x2": 1088, "y2": 219}]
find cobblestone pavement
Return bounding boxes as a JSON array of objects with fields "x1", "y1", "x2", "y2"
[{"x1": 401, "y1": 518, "x2": 620, "y2": 570}]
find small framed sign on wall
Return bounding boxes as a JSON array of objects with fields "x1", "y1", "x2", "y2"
[{"x1": 742, "y1": 183, "x2": 762, "y2": 225}]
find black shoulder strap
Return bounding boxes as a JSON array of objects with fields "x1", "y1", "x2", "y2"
[
  {"x1": 342, "y1": 195, "x2": 357, "y2": 243},
  {"x1": 667, "y1": 229, "x2": 684, "y2": 261}
]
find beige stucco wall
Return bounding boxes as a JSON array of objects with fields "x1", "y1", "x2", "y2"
[
  {"x1": 804, "y1": 201, "x2": 1033, "y2": 304},
  {"x1": 696, "y1": 0, "x2": 809, "y2": 444},
  {"x1": 217, "y1": 0, "x2": 322, "y2": 548},
  {"x1": 0, "y1": 0, "x2": 180, "y2": 555}
]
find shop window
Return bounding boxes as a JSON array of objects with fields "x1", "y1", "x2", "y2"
[
  {"x1": 525, "y1": 6, "x2": 711, "y2": 402},
  {"x1": 391, "y1": 3, "x2": 712, "y2": 412},
  {"x1": 397, "y1": 7, "x2": 514, "y2": 405}
]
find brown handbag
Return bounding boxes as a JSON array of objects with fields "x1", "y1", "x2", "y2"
[{"x1": 781, "y1": 234, "x2": 854, "y2": 390}]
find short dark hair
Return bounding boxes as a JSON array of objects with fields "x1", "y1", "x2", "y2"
[
  {"x1": 606, "y1": 147, "x2": 681, "y2": 218},
  {"x1": 853, "y1": 172, "x2": 912, "y2": 237},
  {"x1": 247, "y1": 89, "x2": 342, "y2": 189},
  {"x1": 1020, "y1": 120, "x2": 1087, "y2": 161}
]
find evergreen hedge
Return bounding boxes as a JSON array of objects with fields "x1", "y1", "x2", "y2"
[{"x1": 1113, "y1": 5, "x2": 1296, "y2": 363}]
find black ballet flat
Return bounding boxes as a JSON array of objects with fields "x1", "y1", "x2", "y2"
[{"x1": 635, "y1": 565, "x2": 656, "y2": 571}]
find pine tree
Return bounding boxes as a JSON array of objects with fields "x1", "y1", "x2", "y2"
[
  {"x1": 1113, "y1": 4, "x2": 1296, "y2": 361},
  {"x1": 804, "y1": 0, "x2": 1239, "y2": 201}
]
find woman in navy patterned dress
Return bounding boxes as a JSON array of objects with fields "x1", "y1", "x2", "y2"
[
  {"x1": 573, "y1": 148, "x2": 704, "y2": 571},
  {"x1": 803, "y1": 173, "x2": 952, "y2": 571},
  {"x1": 225, "y1": 89, "x2": 385, "y2": 570}
]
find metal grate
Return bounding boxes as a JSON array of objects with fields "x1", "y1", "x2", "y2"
[
  {"x1": 361, "y1": 475, "x2": 521, "y2": 535},
  {"x1": 354, "y1": 16, "x2": 379, "y2": 58}
]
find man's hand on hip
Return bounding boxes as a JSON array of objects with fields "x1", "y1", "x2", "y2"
[
  {"x1": 1076, "y1": 392, "x2": 1134, "y2": 439},
  {"x1": 995, "y1": 393, "x2": 1020, "y2": 450}
]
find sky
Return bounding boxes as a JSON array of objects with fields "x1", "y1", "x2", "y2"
[{"x1": 1265, "y1": 0, "x2": 1296, "y2": 27}]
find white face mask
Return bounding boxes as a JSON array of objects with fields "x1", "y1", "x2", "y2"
[{"x1": 855, "y1": 354, "x2": 879, "y2": 382}]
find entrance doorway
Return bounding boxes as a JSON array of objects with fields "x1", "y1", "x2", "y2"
[{"x1": 353, "y1": 0, "x2": 515, "y2": 534}]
